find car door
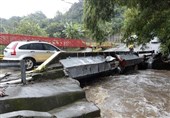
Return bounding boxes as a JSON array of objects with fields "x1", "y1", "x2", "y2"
[
  {"x1": 43, "y1": 43, "x2": 60, "y2": 59},
  {"x1": 28, "y1": 43, "x2": 48, "y2": 62}
]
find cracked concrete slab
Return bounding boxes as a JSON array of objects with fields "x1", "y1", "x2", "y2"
[
  {"x1": 49, "y1": 99, "x2": 100, "y2": 118},
  {"x1": 0, "y1": 110, "x2": 55, "y2": 118},
  {"x1": 0, "y1": 78, "x2": 85, "y2": 114}
]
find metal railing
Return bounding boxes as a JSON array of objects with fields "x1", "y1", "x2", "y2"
[
  {"x1": 0, "y1": 60, "x2": 26, "y2": 84},
  {"x1": 0, "y1": 33, "x2": 87, "y2": 48}
]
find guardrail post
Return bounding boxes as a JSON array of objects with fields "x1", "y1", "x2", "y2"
[{"x1": 20, "y1": 60, "x2": 26, "y2": 84}]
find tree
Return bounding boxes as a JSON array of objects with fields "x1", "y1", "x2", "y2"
[
  {"x1": 24, "y1": 11, "x2": 48, "y2": 29},
  {"x1": 14, "y1": 19, "x2": 47, "y2": 36},
  {"x1": 83, "y1": 1, "x2": 123, "y2": 42},
  {"x1": 0, "y1": 17, "x2": 21, "y2": 33},
  {"x1": 45, "y1": 22, "x2": 65, "y2": 38},
  {"x1": 0, "y1": 26, "x2": 6, "y2": 33},
  {"x1": 1, "y1": 0, "x2": 85, "y2": 39},
  {"x1": 53, "y1": 0, "x2": 84, "y2": 23},
  {"x1": 122, "y1": 0, "x2": 170, "y2": 55},
  {"x1": 83, "y1": 0, "x2": 170, "y2": 55},
  {"x1": 53, "y1": 11, "x2": 64, "y2": 22},
  {"x1": 63, "y1": 22, "x2": 85, "y2": 39},
  {"x1": 64, "y1": 0, "x2": 83, "y2": 23}
]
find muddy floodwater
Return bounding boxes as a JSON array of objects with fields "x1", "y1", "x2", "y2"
[{"x1": 84, "y1": 70, "x2": 170, "y2": 118}]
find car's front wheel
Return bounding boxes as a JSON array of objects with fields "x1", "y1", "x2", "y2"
[{"x1": 24, "y1": 57, "x2": 35, "y2": 70}]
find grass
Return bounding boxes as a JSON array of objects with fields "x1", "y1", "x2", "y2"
[{"x1": 0, "y1": 45, "x2": 5, "y2": 55}]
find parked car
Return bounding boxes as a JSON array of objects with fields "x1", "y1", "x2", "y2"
[{"x1": 3, "y1": 41, "x2": 61, "y2": 70}]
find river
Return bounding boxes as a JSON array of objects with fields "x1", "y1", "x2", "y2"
[{"x1": 84, "y1": 70, "x2": 170, "y2": 118}]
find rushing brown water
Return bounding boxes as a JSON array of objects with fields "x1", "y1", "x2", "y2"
[{"x1": 84, "y1": 70, "x2": 170, "y2": 118}]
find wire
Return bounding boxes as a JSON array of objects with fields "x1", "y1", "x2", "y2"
[{"x1": 61, "y1": 0, "x2": 74, "y2": 4}]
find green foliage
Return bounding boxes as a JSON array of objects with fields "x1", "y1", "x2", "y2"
[
  {"x1": 122, "y1": 8, "x2": 140, "y2": 43},
  {"x1": 84, "y1": 0, "x2": 115, "y2": 25},
  {"x1": 122, "y1": 0, "x2": 170, "y2": 54},
  {"x1": 161, "y1": 40, "x2": 170, "y2": 56},
  {"x1": 83, "y1": 0, "x2": 115, "y2": 41},
  {"x1": 53, "y1": 11, "x2": 64, "y2": 22},
  {"x1": 83, "y1": 0, "x2": 125, "y2": 42},
  {"x1": 0, "y1": 45, "x2": 6, "y2": 54},
  {"x1": 24, "y1": 11, "x2": 48, "y2": 28},
  {"x1": 0, "y1": 0, "x2": 85, "y2": 39},
  {"x1": 0, "y1": 26, "x2": 6, "y2": 33},
  {"x1": 64, "y1": 0, "x2": 83, "y2": 23},
  {"x1": 84, "y1": 0, "x2": 170, "y2": 54},
  {"x1": 14, "y1": 19, "x2": 47, "y2": 36},
  {"x1": 63, "y1": 22, "x2": 85, "y2": 39},
  {"x1": 0, "y1": 17, "x2": 21, "y2": 33},
  {"x1": 53, "y1": 0, "x2": 83, "y2": 23},
  {"x1": 45, "y1": 22, "x2": 65, "y2": 38}
]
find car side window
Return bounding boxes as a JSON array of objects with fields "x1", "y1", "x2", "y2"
[
  {"x1": 43, "y1": 44, "x2": 60, "y2": 51},
  {"x1": 30, "y1": 43, "x2": 44, "y2": 50},
  {"x1": 19, "y1": 44, "x2": 30, "y2": 50}
]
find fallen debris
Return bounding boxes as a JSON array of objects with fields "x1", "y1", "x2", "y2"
[
  {"x1": 0, "y1": 73, "x2": 11, "y2": 81},
  {"x1": 0, "y1": 87, "x2": 6, "y2": 97}
]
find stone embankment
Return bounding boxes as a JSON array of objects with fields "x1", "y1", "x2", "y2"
[{"x1": 0, "y1": 66, "x2": 100, "y2": 118}]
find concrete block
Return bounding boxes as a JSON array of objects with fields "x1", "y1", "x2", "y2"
[
  {"x1": 0, "y1": 110, "x2": 55, "y2": 118},
  {"x1": 49, "y1": 99, "x2": 100, "y2": 118},
  {"x1": 0, "y1": 79, "x2": 85, "y2": 114}
]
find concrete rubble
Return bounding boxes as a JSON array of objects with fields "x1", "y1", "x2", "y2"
[
  {"x1": 0, "y1": 67, "x2": 100, "y2": 118},
  {"x1": 0, "y1": 52, "x2": 98, "y2": 117}
]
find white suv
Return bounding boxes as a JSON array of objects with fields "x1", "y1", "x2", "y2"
[{"x1": 3, "y1": 41, "x2": 61, "y2": 70}]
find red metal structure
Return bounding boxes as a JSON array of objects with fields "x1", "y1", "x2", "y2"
[{"x1": 0, "y1": 33, "x2": 87, "y2": 48}]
